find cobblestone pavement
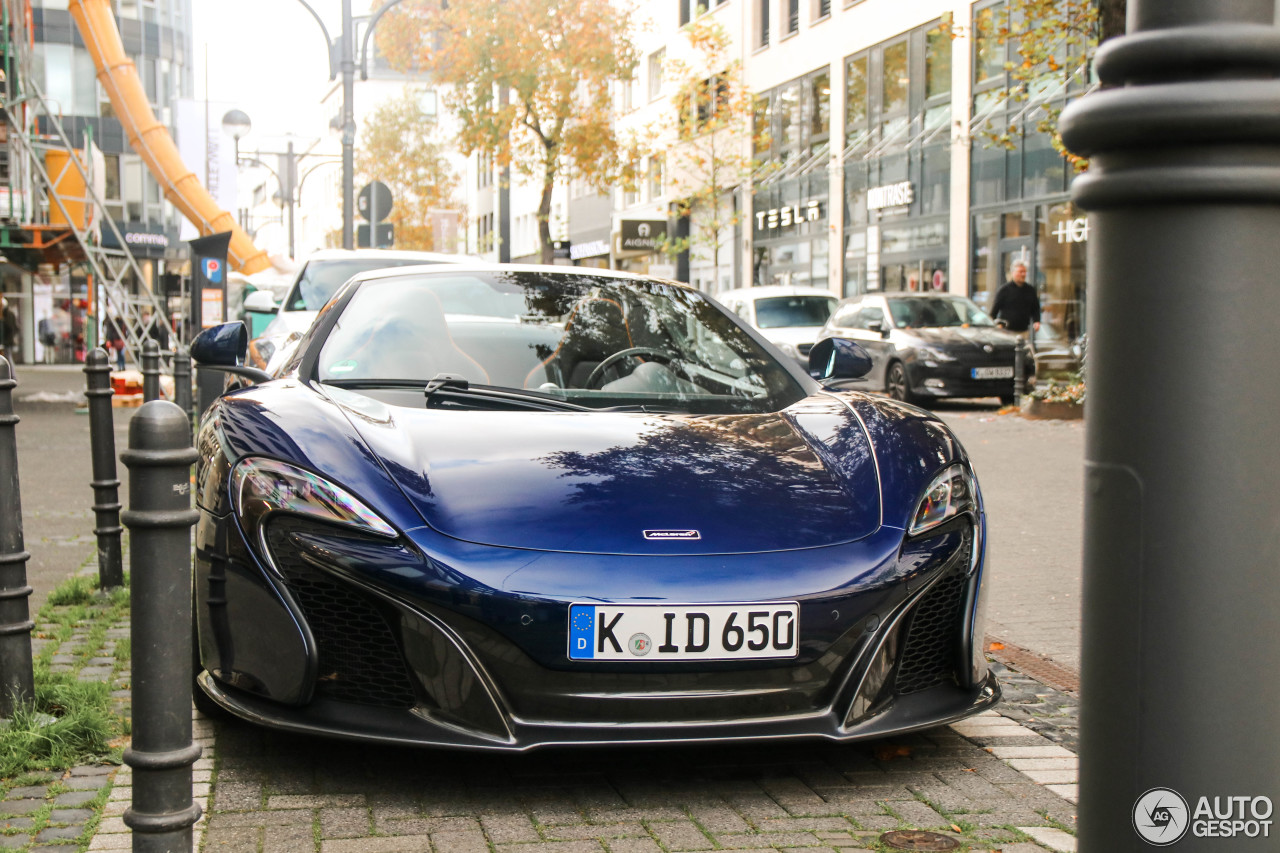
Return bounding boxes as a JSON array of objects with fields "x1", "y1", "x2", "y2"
[{"x1": 190, "y1": 703, "x2": 1079, "y2": 853}]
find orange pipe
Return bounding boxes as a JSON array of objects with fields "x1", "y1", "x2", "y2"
[{"x1": 67, "y1": 0, "x2": 270, "y2": 273}]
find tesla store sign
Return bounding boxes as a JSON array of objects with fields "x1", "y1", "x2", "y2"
[
  {"x1": 867, "y1": 181, "x2": 915, "y2": 210},
  {"x1": 1054, "y1": 216, "x2": 1090, "y2": 244},
  {"x1": 755, "y1": 199, "x2": 822, "y2": 230}
]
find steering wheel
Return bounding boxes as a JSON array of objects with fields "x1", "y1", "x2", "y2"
[{"x1": 583, "y1": 347, "x2": 687, "y2": 389}]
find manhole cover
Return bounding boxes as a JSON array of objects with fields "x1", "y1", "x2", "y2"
[{"x1": 879, "y1": 830, "x2": 961, "y2": 851}]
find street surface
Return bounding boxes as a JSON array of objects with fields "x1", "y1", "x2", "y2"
[
  {"x1": 9, "y1": 364, "x2": 133, "y2": 608},
  {"x1": 934, "y1": 401, "x2": 1084, "y2": 672}
]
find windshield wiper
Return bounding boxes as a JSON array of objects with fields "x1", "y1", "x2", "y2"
[{"x1": 422, "y1": 374, "x2": 593, "y2": 411}]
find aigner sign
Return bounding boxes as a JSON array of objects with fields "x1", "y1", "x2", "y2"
[{"x1": 619, "y1": 219, "x2": 668, "y2": 252}]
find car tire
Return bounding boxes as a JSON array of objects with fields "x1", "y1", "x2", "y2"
[{"x1": 885, "y1": 362, "x2": 916, "y2": 405}]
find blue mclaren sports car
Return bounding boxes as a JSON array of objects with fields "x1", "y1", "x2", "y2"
[{"x1": 190, "y1": 264, "x2": 998, "y2": 751}]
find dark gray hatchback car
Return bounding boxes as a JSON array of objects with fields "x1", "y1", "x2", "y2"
[{"x1": 818, "y1": 293, "x2": 1032, "y2": 405}]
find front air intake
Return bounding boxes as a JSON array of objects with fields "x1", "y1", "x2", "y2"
[
  {"x1": 266, "y1": 519, "x2": 418, "y2": 709},
  {"x1": 892, "y1": 539, "x2": 971, "y2": 695}
]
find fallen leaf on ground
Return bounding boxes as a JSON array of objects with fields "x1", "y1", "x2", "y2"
[{"x1": 873, "y1": 744, "x2": 913, "y2": 761}]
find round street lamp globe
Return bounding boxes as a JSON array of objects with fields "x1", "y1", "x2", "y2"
[{"x1": 221, "y1": 109, "x2": 252, "y2": 141}]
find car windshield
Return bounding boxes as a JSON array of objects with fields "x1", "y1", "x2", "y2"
[
  {"x1": 887, "y1": 296, "x2": 995, "y2": 329},
  {"x1": 287, "y1": 258, "x2": 448, "y2": 311},
  {"x1": 316, "y1": 270, "x2": 808, "y2": 414},
  {"x1": 754, "y1": 295, "x2": 837, "y2": 329}
]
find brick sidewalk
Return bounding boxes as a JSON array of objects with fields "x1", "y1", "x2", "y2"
[{"x1": 177, "y1": 694, "x2": 1079, "y2": 853}]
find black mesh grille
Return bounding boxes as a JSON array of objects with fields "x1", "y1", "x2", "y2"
[
  {"x1": 266, "y1": 519, "x2": 417, "y2": 709},
  {"x1": 893, "y1": 540, "x2": 971, "y2": 695}
]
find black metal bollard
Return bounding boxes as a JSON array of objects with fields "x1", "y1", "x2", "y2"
[
  {"x1": 1012, "y1": 338, "x2": 1027, "y2": 406},
  {"x1": 173, "y1": 349, "x2": 192, "y2": 437},
  {"x1": 84, "y1": 349, "x2": 124, "y2": 590},
  {"x1": 141, "y1": 339, "x2": 161, "y2": 402},
  {"x1": 1061, "y1": 2, "x2": 1280, "y2": 849},
  {"x1": 120, "y1": 401, "x2": 200, "y2": 852},
  {"x1": 0, "y1": 356, "x2": 33, "y2": 717}
]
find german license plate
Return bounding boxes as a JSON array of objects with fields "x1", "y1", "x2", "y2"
[
  {"x1": 568, "y1": 603, "x2": 799, "y2": 661},
  {"x1": 971, "y1": 366, "x2": 1014, "y2": 379}
]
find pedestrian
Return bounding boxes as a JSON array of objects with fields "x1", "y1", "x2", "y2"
[
  {"x1": 0, "y1": 297, "x2": 17, "y2": 361},
  {"x1": 991, "y1": 261, "x2": 1041, "y2": 337},
  {"x1": 103, "y1": 314, "x2": 126, "y2": 371},
  {"x1": 140, "y1": 309, "x2": 169, "y2": 351}
]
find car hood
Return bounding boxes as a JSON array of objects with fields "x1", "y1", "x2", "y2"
[
  {"x1": 333, "y1": 391, "x2": 882, "y2": 555},
  {"x1": 899, "y1": 326, "x2": 1019, "y2": 350}
]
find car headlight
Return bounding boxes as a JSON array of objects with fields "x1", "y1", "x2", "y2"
[
  {"x1": 909, "y1": 464, "x2": 978, "y2": 536},
  {"x1": 918, "y1": 346, "x2": 956, "y2": 366},
  {"x1": 231, "y1": 458, "x2": 397, "y2": 558}
]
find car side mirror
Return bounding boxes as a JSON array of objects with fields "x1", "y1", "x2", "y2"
[
  {"x1": 866, "y1": 320, "x2": 889, "y2": 337},
  {"x1": 190, "y1": 322, "x2": 272, "y2": 383},
  {"x1": 808, "y1": 337, "x2": 873, "y2": 381},
  {"x1": 243, "y1": 290, "x2": 278, "y2": 315}
]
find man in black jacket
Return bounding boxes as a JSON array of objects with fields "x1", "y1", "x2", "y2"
[{"x1": 991, "y1": 261, "x2": 1040, "y2": 335}]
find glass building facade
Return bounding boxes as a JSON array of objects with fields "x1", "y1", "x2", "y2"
[
  {"x1": 841, "y1": 21, "x2": 952, "y2": 298},
  {"x1": 968, "y1": 0, "x2": 1090, "y2": 340},
  {"x1": 751, "y1": 66, "x2": 830, "y2": 288}
]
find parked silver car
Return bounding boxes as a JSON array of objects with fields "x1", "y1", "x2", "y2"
[
  {"x1": 819, "y1": 292, "x2": 1033, "y2": 405},
  {"x1": 247, "y1": 249, "x2": 477, "y2": 372}
]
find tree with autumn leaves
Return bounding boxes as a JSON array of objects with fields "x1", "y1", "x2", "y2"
[
  {"x1": 355, "y1": 90, "x2": 464, "y2": 251},
  {"x1": 377, "y1": 0, "x2": 642, "y2": 263},
  {"x1": 965, "y1": 0, "x2": 1125, "y2": 170},
  {"x1": 653, "y1": 13, "x2": 759, "y2": 291}
]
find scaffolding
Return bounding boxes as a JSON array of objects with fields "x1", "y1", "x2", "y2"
[{"x1": 0, "y1": 0, "x2": 174, "y2": 366}]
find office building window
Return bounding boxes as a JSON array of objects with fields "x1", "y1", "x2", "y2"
[
  {"x1": 758, "y1": 0, "x2": 770, "y2": 47},
  {"x1": 648, "y1": 155, "x2": 665, "y2": 201},
  {"x1": 787, "y1": 0, "x2": 799, "y2": 35},
  {"x1": 648, "y1": 49, "x2": 665, "y2": 101}
]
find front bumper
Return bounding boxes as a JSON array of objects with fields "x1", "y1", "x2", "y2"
[
  {"x1": 908, "y1": 360, "x2": 1035, "y2": 399},
  {"x1": 195, "y1": 513, "x2": 998, "y2": 751}
]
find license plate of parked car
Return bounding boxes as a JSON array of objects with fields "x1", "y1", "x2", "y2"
[
  {"x1": 568, "y1": 603, "x2": 799, "y2": 661},
  {"x1": 971, "y1": 366, "x2": 1014, "y2": 379}
]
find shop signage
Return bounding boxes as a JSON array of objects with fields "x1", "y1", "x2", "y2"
[
  {"x1": 553, "y1": 240, "x2": 572, "y2": 259},
  {"x1": 620, "y1": 219, "x2": 668, "y2": 251},
  {"x1": 570, "y1": 239, "x2": 610, "y2": 260},
  {"x1": 125, "y1": 232, "x2": 169, "y2": 248},
  {"x1": 755, "y1": 199, "x2": 822, "y2": 230},
  {"x1": 867, "y1": 181, "x2": 914, "y2": 211},
  {"x1": 1053, "y1": 216, "x2": 1090, "y2": 244},
  {"x1": 104, "y1": 221, "x2": 176, "y2": 257}
]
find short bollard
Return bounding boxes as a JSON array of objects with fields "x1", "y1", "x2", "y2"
[
  {"x1": 1013, "y1": 338, "x2": 1027, "y2": 406},
  {"x1": 120, "y1": 401, "x2": 200, "y2": 852},
  {"x1": 84, "y1": 349, "x2": 124, "y2": 589},
  {"x1": 141, "y1": 339, "x2": 161, "y2": 402},
  {"x1": 173, "y1": 349, "x2": 192, "y2": 437},
  {"x1": 0, "y1": 356, "x2": 33, "y2": 717}
]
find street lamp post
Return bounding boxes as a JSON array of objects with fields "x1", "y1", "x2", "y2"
[
  {"x1": 221, "y1": 111, "x2": 326, "y2": 261},
  {"x1": 291, "y1": 0, "x2": 407, "y2": 251},
  {"x1": 341, "y1": 0, "x2": 355, "y2": 250}
]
